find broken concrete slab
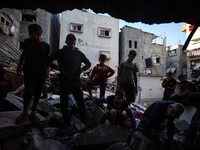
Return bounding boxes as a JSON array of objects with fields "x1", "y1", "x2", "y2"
[
  {"x1": 37, "y1": 100, "x2": 53, "y2": 114},
  {"x1": 1, "y1": 136, "x2": 28, "y2": 150},
  {"x1": 108, "y1": 142, "x2": 132, "y2": 150},
  {"x1": 27, "y1": 128, "x2": 69, "y2": 150},
  {"x1": 74, "y1": 124, "x2": 132, "y2": 146},
  {"x1": 174, "y1": 120, "x2": 190, "y2": 133},
  {"x1": 42, "y1": 127, "x2": 60, "y2": 139},
  {"x1": 71, "y1": 115, "x2": 86, "y2": 132},
  {"x1": 1, "y1": 93, "x2": 24, "y2": 111},
  {"x1": 0, "y1": 111, "x2": 45, "y2": 140},
  {"x1": 85, "y1": 100, "x2": 106, "y2": 128},
  {"x1": 179, "y1": 106, "x2": 196, "y2": 124}
]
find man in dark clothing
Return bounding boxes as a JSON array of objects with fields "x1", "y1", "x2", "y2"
[
  {"x1": 16, "y1": 24, "x2": 50, "y2": 124},
  {"x1": 137, "y1": 101, "x2": 184, "y2": 150},
  {"x1": 162, "y1": 72, "x2": 177, "y2": 100},
  {"x1": 170, "y1": 74, "x2": 198, "y2": 105},
  {"x1": 47, "y1": 34, "x2": 91, "y2": 126}
]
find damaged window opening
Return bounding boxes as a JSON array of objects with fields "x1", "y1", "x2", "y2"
[
  {"x1": 0, "y1": 12, "x2": 12, "y2": 27},
  {"x1": 98, "y1": 27, "x2": 111, "y2": 38},
  {"x1": 152, "y1": 55, "x2": 161, "y2": 64},
  {"x1": 129, "y1": 40, "x2": 132, "y2": 48},
  {"x1": 168, "y1": 49, "x2": 177, "y2": 56},
  {"x1": 69, "y1": 22, "x2": 83, "y2": 32},
  {"x1": 134, "y1": 41, "x2": 137, "y2": 49},
  {"x1": 21, "y1": 10, "x2": 36, "y2": 22}
]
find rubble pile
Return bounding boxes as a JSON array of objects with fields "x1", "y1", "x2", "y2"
[{"x1": 0, "y1": 71, "x2": 199, "y2": 150}]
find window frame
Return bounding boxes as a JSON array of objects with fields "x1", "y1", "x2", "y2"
[
  {"x1": 98, "y1": 27, "x2": 112, "y2": 38},
  {"x1": 152, "y1": 55, "x2": 161, "y2": 64},
  {"x1": 69, "y1": 22, "x2": 83, "y2": 33}
]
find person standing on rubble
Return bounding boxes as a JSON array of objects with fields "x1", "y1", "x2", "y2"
[
  {"x1": 16, "y1": 24, "x2": 50, "y2": 124},
  {"x1": 47, "y1": 33, "x2": 91, "y2": 127},
  {"x1": 117, "y1": 50, "x2": 138, "y2": 105},
  {"x1": 137, "y1": 101, "x2": 184, "y2": 150},
  {"x1": 87, "y1": 54, "x2": 115, "y2": 100},
  {"x1": 161, "y1": 72, "x2": 177, "y2": 100}
]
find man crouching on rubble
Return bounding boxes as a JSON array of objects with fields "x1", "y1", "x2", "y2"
[
  {"x1": 16, "y1": 24, "x2": 50, "y2": 124},
  {"x1": 94, "y1": 88, "x2": 141, "y2": 138},
  {"x1": 137, "y1": 101, "x2": 184, "y2": 150},
  {"x1": 47, "y1": 34, "x2": 91, "y2": 127}
]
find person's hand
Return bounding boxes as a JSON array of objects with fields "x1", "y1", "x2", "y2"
[
  {"x1": 132, "y1": 130, "x2": 142, "y2": 139},
  {"x1": 141, "y1": 135, "x2": 150, "y2": 143},
  {"x1": 17, "y1": 65, "x2": 21, "y2": 74}
]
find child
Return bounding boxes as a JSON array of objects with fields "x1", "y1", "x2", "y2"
[
  {"x1": 47, "y1": 33, "x2": 91, "y2": 126},
  {"x1": 162, "y1": 72, "x2": 177, "y2": 100},
  {"x1": 16, "y1": 24, "x2": 50, "y2": 124},
  {"x1": 117, "y1": 50, "x2": 138, "y2": 104},
  {"x1": 94, "y1": 88, "x2": 141, "y2": 138},
  {"x1": 87, "y1": 54, "x2": 115, "y2": 100}
]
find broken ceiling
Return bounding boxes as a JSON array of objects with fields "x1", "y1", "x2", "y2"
[{"x1": 1, "y1": 0, "x2": 200, "y2": 25}]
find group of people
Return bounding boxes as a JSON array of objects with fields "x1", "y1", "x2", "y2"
[
  {"x1": 161, "y1": 70, "x2": 200, "y2": 149},
  {"x1": 4, "y1": 23, "x2": 198, "y2": 149}
]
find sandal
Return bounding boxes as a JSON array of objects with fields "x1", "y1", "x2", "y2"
[
  {"x1": 29, "y1": 115, "x2": 40, "y2": 124},
  {"x1": 15, "y1": 114, "x2": 28, "y2": 124}
]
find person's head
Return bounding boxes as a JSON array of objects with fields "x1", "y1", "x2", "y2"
[
  {"x1": 178, "y1": 74, "x2": 187, "y2": 84},
  {"x1": 99, "y1": 54, "x2": 107, "y2": 65},
  {"x1": 187, "y1": 92, "x2": 200, "y2": 110},
  {"x1": 167, "y1": 72, "x2": 173, "y2": 79},
  {"x1": 128, "y1": 50, "x2": 137, "y2": 62},
  {"x1": 65, "y1": 34, "x2": 76, "y2": 50},
  {"x1": 115, "y1": 88, "x2": 125, "y2": 104},
  {"x1": 167, "y1": 103, "x2": 184, "y2": 118},
  {"x1": 28, "y1": 24, "x2": 43, "y2": 40}
]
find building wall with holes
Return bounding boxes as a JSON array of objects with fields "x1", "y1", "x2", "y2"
[{"x1": 0, "y1": 8, "x2": 60, "y2": 53}]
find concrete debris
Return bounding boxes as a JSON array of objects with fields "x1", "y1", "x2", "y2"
[
  {"x1": 2, "y1": 93, "x2": 23, "y2": 111},
  {"x1": 174, "y1": 120, "x2": 190, "y2": 133},
  {"x1": 71, "y1": 115, "x2": 86, "y2": 132},
  {"x1": 0, "y1": 79, "x2": 198, "y2": 150},
  {"x1": 37, "y1": 100, "x2": 53, "y2": 115},
  {"x1": 107, "y1": 142, "x2": 132, "y2": 150},
  {"x1": 85, "y1": 100, "x2": 106, "y2": 128},
  {"x1": 42, "y1": 127, "x2": 60, "y2": 139},
  {"x1": 27, "y1": 128, "x2": 69, "y2": 150},
  {"x1": 73, "y1": 124, "x2": 132, "y2": 146}
]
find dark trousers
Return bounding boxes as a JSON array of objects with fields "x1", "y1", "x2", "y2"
[
  {"x1": 87, "y1": 79, "x2": 107, "y2": 98},
  {"x1": 59, "y1": 77, "x2": 85, "y2": 126},
  {"x1": 120, "y1": 83, "x2": 135, "y2": 103}
]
